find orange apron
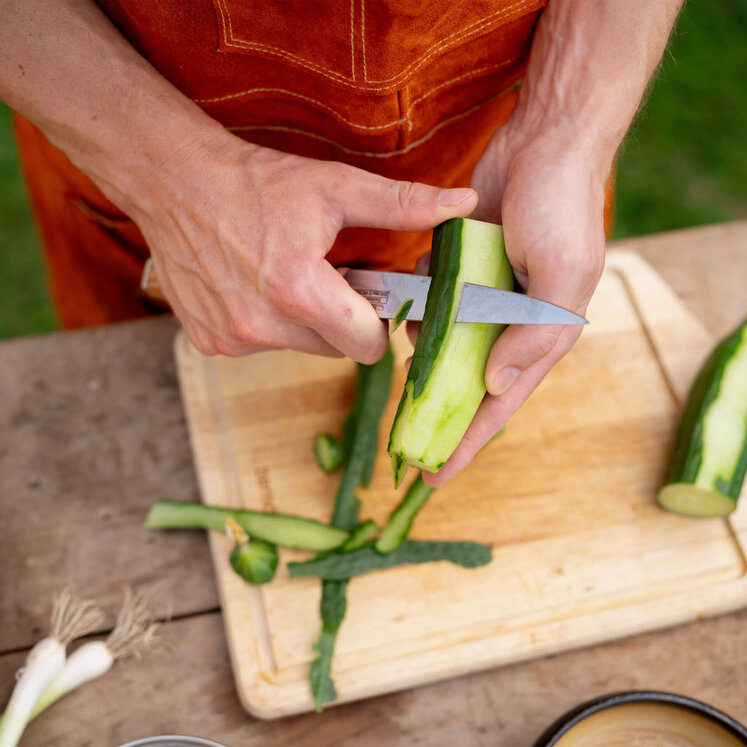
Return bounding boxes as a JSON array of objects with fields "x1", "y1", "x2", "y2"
[{"x1": 15, "y1": 0, "x2": 571, "y2": 329}]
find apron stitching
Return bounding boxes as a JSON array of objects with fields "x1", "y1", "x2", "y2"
[
  {"x1": 350, "y1": 0, "x2": 355, "y2": 81},
  {"x1": 361, "y1": 0, "x2": 536, "y2": 84},
  {"x1": 196, "y1": 88, "x2": 408, "y2": 131},
  {"x1": 410, "y1": 55, "x2": 522, "y2": 107},
  {"x1": 216, "y1": 0, "x2": 352, "y2": 83},
  {"x1": 403, "y1": 86, "x2": 413, "y2": 132},
  {"x1": 227, "y1": 91, "x2": 512, "y2": 158},
  {"x1": 194, "y1": 58, "x2": 521, "y2": 132},
  {"x1": 214, "y1": 0, "x2": 539, "y2": 91},
  {"x1": 361, "y1": 0, "x2": 368, "y2": 80}
]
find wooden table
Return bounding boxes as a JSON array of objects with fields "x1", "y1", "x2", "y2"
[{"x1": 1, "y1": 222, "x2": 745, "y2": 746}]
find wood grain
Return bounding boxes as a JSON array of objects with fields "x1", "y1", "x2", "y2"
[
  {"x1": 1, "y1": 222, "x2": 745, "y2": 745},
  {"x1": 0, "y1": 317, "x2": 219, "y2": 652},
  {"x1": 2, "y1": 608, "x2": 743, "y2": 746},
  {"x1": 174, "y1": 251, "x2": 747, "y2": 717}
]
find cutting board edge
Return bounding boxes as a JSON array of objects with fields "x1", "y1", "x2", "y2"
[{"x1": 173, "y1": 250, "x2": 747, "y2": 720}]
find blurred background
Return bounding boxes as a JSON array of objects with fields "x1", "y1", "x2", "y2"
[{"x1": 0, "y1": 0, "x2": 745, "y2": 340}]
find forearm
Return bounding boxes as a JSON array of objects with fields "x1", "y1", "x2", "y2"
[
  {"x1": 510, "y1": 0, "x2": 683, "y2": 171},
  {"x1": 0, "y1": 0, "x2": 229, "y2": 214}
]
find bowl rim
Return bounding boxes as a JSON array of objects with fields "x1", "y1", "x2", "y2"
[
  {"x1": 118, "y1": 736, "x2": 228, "y2": 747},
  {"x1": 532, "y1": 690, "x2": 747, "y2": 746}
]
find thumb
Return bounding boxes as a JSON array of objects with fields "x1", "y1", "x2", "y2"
[
  {"x1": 484, "y1": 271, "x2": 590, "y2": 398},
  {"x1": 333, "y1": 165, "x2": 478, "y2": 231}
]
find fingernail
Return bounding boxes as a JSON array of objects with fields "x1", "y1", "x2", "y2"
[
  {"x1": 438, "y1": 188, "x2": 475, "y2": 207},
  {"x1": 490, "y1": 366, "x2": 520, "y2": 396}
]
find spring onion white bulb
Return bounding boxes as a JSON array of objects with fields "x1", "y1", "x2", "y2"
[
  {"x1": 0, "y1": 590, "x2": 103, "y2": 747},
  {"x1": 30, "y1": 588, "x2": 158, "y2": 720}
]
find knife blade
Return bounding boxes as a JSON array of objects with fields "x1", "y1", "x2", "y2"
[{"x1": 344, "y1": 269, "x2": 587, "y2": 326}]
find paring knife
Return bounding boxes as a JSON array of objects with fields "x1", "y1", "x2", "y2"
[{"x1": 345, "y1": 269, "x2": 587, "y2": 326}]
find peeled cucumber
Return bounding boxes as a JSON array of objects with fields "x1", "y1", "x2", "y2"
[{"x1": 387, "y1": 217, "x2": 513, "y2": 484}]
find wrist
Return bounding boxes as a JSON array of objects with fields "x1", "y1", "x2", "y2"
[{"x1": 71, "y1": 99, "x2": 240, "y2": 220}]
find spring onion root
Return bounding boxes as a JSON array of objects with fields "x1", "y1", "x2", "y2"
[
  {"x1": 30, "y1": 588, "x2": 158, "y2": 719},
  {"x1": 0, "y1": 590, "x2": 103, "y2": 747}
]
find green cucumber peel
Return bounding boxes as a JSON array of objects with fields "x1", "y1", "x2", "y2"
[
  {"x1": 340, "y1": 520, "x2": 380, "y2": 552},
  {"x1": 392, "y1": 299, "x2": 414, "y2": 332},
  {"x1": 310, "y1": 350, "x2": 394, "y2": 711},
  {"x1": 288, "y1": 539, "x2": 492, "y2": 580},
  {"x1": 408, "y1": 220, "x2": 462, "y2": 400},
  {"x1": 145, "y1": 500, "x2": 348, "y2": 552},
  {"x1": 375, "y1": 474, "x2": 434, "y2": 554}
]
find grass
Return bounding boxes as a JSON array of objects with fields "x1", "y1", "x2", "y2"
[
  {"x1": 0, "y1": 106, "x2": 58, "y2": 338},
  {"x1": 0, "y1": 0, "x2": 745, "y2": 339}
]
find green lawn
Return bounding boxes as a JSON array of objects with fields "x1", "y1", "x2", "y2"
[{"x1": 0, "y1": 0, "x2": 745, "y2": 339}]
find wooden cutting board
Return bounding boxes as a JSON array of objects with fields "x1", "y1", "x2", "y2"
[{"x1": 173, "y1": 250, "x2": 747, "y2": 719}]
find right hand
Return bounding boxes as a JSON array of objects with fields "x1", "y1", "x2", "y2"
[{"x1": 127, "y1": 134, "x2": 478, "y2": 362}]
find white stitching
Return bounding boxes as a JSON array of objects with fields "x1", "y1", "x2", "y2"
[
  {"x1": 361, "y1": 0, "x2": 367, "y2": 81},
  {"x1": 364, "y1": 0, "x2": 536, "y2": 85},
  {"x1": 214, "y1": 0, "x2": 541, "y2": 92},
  {"x1": 194, "y1": 56, "x2": 522, "y2": 133},
  {"x1": 350, "y1": 0, "x2": 355, "y2": 81},
  {"x1": 227, "y1": 86, "x2": 517, "y2": 159},
  {"x1": 410, "y1": 56, "x2": 520, "y2": 107},
  {"x1": 196, "y1": 88, "x2": 407, "y2": 131},
  {"x1": 216, "y1": 0, "x2": 351, "y2": 83}
]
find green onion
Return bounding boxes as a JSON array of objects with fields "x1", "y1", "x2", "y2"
[
  {"x1": 30, "y1": 588, "x2": 157, "y2": 720},
  {"x1": 0, "y1": 591, "x2": 103, "y2": 747}
]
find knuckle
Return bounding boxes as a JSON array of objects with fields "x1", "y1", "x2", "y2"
[
  {"x1": 190, "y1": 336, "x2": 217, "y2": 356},
  {"x1": 534, "y1": 328, "x2": 561, "y2": 359},
  {"x1": 214, "y1": 339, "x2": 243, "y2": 358},
  {"x1": 230, "y1": 314, "x2": 272, "y2": 348},
  {"x1": 275, "y1": 280, "x2": 312, "y2": 321},
  {"x1": 393, "y1": 180, "x2": 419, "y2": 212}
]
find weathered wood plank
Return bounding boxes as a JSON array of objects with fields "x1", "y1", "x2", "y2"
[
  {"x1": 1, "y1": 609, "x2": 744, "y2": 746},
  {"x1": 0, "y1": 317, "x2": 219, "y2": 652}
]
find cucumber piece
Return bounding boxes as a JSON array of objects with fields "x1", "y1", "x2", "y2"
[
  {"x1": 392, "y1": 299, "x2": 414, "y2": 332},
  {"x1": 375, "y1": 474, "x2": 434, "y2": 554},
  {"x1": 144, "y1": 500, "x2": 348, "y2": 552},
  {"x1": 288, "y1": 540, "x2": 492, "y2": 580},
  {"x1": 340, "y1": 520, "x2": 381, "y2": 552},
  {"x1": 388, "y1": 217, "x2": 513, "y2": 484},
  {"x1": 310, "y1": 350, "x2": 394, "y2": 712},
  {"x1": 658, "y1": 316, "x2": 747, "y2": 518},
  {"x1": 230, "y1": 539, "x2": 279, "y2": 585},
  {"x1": 314, "y1": 433, "x2": 343, "y2": 473}
]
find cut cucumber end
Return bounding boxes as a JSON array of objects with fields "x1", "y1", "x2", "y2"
[{"x1": 657, "y1": 483, "x2": 737, "y2": 518}]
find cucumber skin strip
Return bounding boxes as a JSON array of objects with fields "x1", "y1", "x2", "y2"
[
  {"x1": 664, "y1": 317, "x2": 747, "y2": 500},
  {"x1": 375, "y1": 474, "x2": 434, "y2": 554},
  {"x1": 311, "y1": 350, "x2": 394, "y2": 711},
  {"x1": 408, "y1": 219, "x2": 463, "y2": 399},
  {"x1": 288, "y1": 540, "x2": 492, "y2": 580},
  {"x1": 144, "y1": 500, "x2": 347, "y2": 551}
]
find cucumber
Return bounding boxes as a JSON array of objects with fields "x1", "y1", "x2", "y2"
[
  {"x1": 658, "y1": 316, "x2": 747, "y2": 518},
  {"x1": 375, "y1": 474, "x2": 434, "y2": 554},
  {"x1": 144, "y1": 500, "x2": 348, "y2": 551},
  {"x1": 387, "y1": 217, "x2": 514, "y2": 485},
  {"x1": 314, "y1": 433, "x2": 343, "y2": 473},
  {"x1": 288, "y1": 540, "x2": 493, "y2": 580},
  {"x1": 340, "y1": 520, "x2": 381, "y2": 552}
]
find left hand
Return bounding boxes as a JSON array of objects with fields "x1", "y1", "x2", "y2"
[{"x1": 423, "y1": 123, "x2": 609, "y2": 486}]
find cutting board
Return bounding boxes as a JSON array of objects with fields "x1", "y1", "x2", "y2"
[{"x1": 173, "y1": 250, "x2": 747, "y2": 719}]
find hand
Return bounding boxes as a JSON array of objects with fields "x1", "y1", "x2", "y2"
[
  {"x1": 127, "y1": 132, "x2": 478, "y2": 362},
  {"x1": 423, "y1": 124, "x2": 608, "y2": 486}
]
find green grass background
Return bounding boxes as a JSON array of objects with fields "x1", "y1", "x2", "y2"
[{"x1": 1, "y1": 0, "x2": 745, "y2": 339}]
